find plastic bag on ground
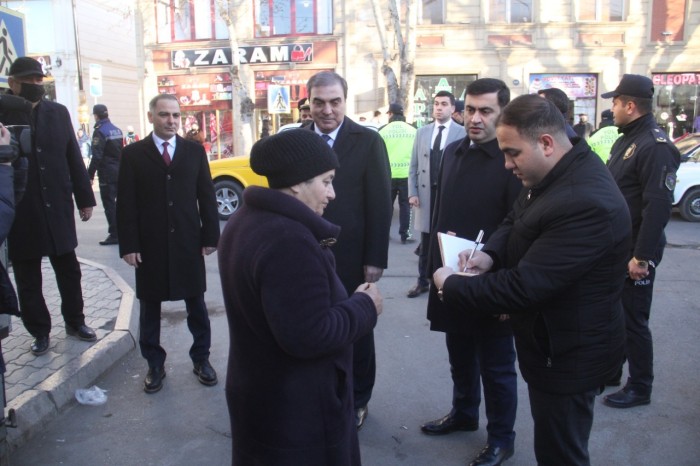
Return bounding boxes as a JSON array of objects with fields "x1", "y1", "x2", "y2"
[{"x1": 75, "y1": 385, "x2": 108, "y2": 405}]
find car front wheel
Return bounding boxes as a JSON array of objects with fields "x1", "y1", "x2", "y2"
[
  {"x1": 215, "y1": 179, "x2": 244, "y2": 221},
  {"x1": 679, "y1": 187, "x2": 700, "y2": 222}
]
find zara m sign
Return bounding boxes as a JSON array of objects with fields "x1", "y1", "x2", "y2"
[{"x1": 170, "y1": 44, "x2": 313, "y2": 70}]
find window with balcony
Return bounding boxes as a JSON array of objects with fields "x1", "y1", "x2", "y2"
[
  {"x1": 577, "y1": 0, "x2": 624, "y2": 21},
  {"x1": 254, "y1": 0, "x2": 333, "y2": 37},
  {"x1": 489, "y1": 0, "x2": 533, "y2": 23},
  {"x1": 156, "y1": 0, "x2": 229, "y2": 43}
]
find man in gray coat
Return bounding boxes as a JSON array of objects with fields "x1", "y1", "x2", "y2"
[
  {"x1": 407, "y1": 90, "x2": 466, "y2": 297},
  {"x1": 117, "y1": 94, "x2": 220, "y2": 394}
]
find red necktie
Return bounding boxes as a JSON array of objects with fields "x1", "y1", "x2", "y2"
[{"x1": 162, "y1": 142, "x2": 171, "y2": 166}]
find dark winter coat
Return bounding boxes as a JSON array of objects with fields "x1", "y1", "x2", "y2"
[
  {"x1": 88, "y1": 117, "x2": 124, "y2": 182},
  {"x1": 607, "y1": 112, "x2": 680, "y2": 263},
  {"x1": 427, "y1": 137, "x2": 522, "y2": 336},
  {"x1": 7, "y1": 99, "x2": 96, "y2": 261},
  {"x1": 309, "y1": 118, "x2": 392, "y2": 292},
  {"x1": 0, "y1": 163, "x2": 19, "y2": 318},
  {"x1": 442, "y1": 140, "x2": 632, "y2": 395},
  {"x1": 116, "y1": 134, "x2": 219, "y2": 301},
  {"x1": 218, "y1": 186, "x2": 377, "y2": 465}
]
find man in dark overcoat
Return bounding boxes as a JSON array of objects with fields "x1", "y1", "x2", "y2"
[
  {"x1": 422, "y1": 79, "x2": 522, "y2": 466},
  {"x1": 117, "y1": 94, "x2": 220, "y2": 394},
  {"x1": 5, "y1": 57, "x2": 97, "y2": 356},
  {"x1": 306, "y1": 71, "x2": 392, "y2": 428}
]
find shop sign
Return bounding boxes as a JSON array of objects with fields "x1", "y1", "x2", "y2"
[
  {"x1": 653, "y1": 73, "x2": 700, "y2": 86},
  {"x1": 528, "y1": 74, "x2": 597, "y2": 98},
  {"x1": 171, "y1": 44, "x2": 313, "y2": 69}
]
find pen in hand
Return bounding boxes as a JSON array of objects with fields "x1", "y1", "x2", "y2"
[{"x1": 464, "y1": 229, "x2": 484, "y2": 272}]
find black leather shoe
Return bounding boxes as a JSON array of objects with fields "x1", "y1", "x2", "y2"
[
  {"x1": 144, "y1": 366, "x2": 166, "y2": 393},
  {"x1": 603, "y1": 386, "x2": 651, "y2": 408},
  {"x1": 420, "y1": 413, "x2": 478, "y2": 435},
  {"x1": 469, "y1": 444, "x2": 514, "y2": 466},
  {"x1": 407, "y1": 283, "x2": 430, "y2": 298},
  {"x1": 99, "y1": 235, "x2": 119, "y2": 246},
  {"x1": 193, "y1": 360, "x2": 218, "y2": 386},
  {"x1": 66, "y1": 324, "x2": 97, "y2": 341},
  {"x1": 30, "y1": 336, "x2": 50, "y2": 356},
  {"x1": 356, "y1": 405, "x2": 368, "y2": 430}
]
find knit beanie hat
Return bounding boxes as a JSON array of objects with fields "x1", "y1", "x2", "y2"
[{"x1": 250, "y1": 129, "x2": 339, "y2": 189}]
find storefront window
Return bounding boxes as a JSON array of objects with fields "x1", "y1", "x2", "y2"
[
  {"x1": 653, "y1": 73, "x2": 700, "y2": 138},
  {"x1": 489, "y1": 0, "x2": 533, "y2": 23},
  {"x1": 156, "y1": 0, "x2": 229, "y2": 43},
  {"x1": 528, "y1": 73, "x2": 599, "y2": 127},
  {"x1": 254, "y1": 0, "x2": 333, "y2": 37},
  {"x1": 413, "y1": 75, "x2": 477, "y2": 128},
  {"x1": 156, "y1": 73, "x2": 234, "y2": 158},
  {"x1": 253, "y1": 69, "x2": 330, "y2": 133},
  {"x1": 576, "y1": 0, "x2": 624, "y2": 22}
]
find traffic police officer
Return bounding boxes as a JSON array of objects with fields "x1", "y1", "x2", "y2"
[
  {"x1": 88, "y1": 104, "x2": 124, "y2": 245},
  {"x1": 602, "y1": 74, "x2": 680, "y2": 408}
]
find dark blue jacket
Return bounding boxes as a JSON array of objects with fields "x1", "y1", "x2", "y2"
[{"x1": 88, "y1": 117, "x2": 123, "y2": 180}]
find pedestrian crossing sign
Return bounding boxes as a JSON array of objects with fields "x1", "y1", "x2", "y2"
[
  {"x1": 267, "y1": 85, "x2": 290, "y2": 114},
  {"x1": 0, "y1": 6, "x2": 27, "y2": 88}
]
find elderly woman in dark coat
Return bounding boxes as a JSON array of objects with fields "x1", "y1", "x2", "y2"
[{"x1": 218, "y1": 130, "x2": 382, "y2": 465}]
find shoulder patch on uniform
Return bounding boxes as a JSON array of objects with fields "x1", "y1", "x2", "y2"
[
  {"x1": 623, "y1": 143, "x2": 637, "y2": 160},
  {"x1": 652, "y1": 128, "x2": 669, "y2": 143},
  {"x1": 665, "y1": 173, "x2": 677, "y2": 191}
]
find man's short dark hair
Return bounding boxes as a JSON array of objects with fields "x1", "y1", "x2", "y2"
[
  {"x1": 497, "y1": 94, "x2": 567, "y2": 144},
  {"x1": 307, "y1": 71, "x2": 348, "y2": 99},
  {"x1": 467, "y1": 78, "x2": 510, "y2": 108},
  {"x1": 149, "y1": 94, "x2": 179, "y2": 112},
  {"x1": 434, "y1": 90, "x2": 455, "y2": 106},
  {"x1": 537, "y1": 88, "x2": 571, "y2": 116},
  {"x1": 617, "y1": 95, "x2": 653, "y2": 114}
]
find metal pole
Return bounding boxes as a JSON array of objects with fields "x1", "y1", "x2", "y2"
[{"x1": 71, "y1": 0, "x2": 84, "y2": 92}]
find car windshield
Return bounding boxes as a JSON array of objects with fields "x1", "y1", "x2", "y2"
[{"x1": 675, "y1": 134, "x2": 700, "y2": 163}]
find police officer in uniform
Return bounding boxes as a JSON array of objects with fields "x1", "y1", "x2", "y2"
[
  {"x1": 88, "y1": 104, "x2": 124, "y2": 245},
  {"x1": 602, "y1": 74, "x2": 680, "y2": 408}
]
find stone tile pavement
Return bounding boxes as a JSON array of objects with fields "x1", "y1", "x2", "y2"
[{"x1": 3, "y1": 257, "x2": 136, "y2": 449}]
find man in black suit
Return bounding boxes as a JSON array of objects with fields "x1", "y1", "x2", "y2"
[
  {"x1": 307, "y1": 71, "x2": 392, "y2": 429},
  {"x1": 5, "y1": 57, "x2": 97, "y2": 356},
  {"x1": 117, "y1": 94, "x2": 220, "y2": 394},
  {"x1": 422, "y1": 79, "x2": 521, "y2": 466}
]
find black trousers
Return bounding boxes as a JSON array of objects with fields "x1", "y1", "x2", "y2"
[
  {"x1": 528, "y1": 385, "x2": 599, "y2": 466},
  {"x1": 98, "y1": 176, "x2": 118, "y2": 237},
  {"x1": 446, "y1": 332, "x2": 517, "y2": 448},
  {"x1": 13, "y1": 251, "x2": 85, "y2": 338},
  {"x1": 390, "y1": 178, "x2": 410, "y2": 238},
  {"x1": 417, "y1": 232, "x2": 430, "y2": 287},
  {"x1": 353, "y1": 330, "x2": 375, "y2": 409},
  {"x1": 621, "y1": 265, "x2": 656, "y2": 393},
  {"x1": 139, "y1": 295, "x2": 212, "y2": 368}
]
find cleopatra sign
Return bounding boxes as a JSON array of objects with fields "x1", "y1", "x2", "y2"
[
  {"x1": 171, "y1": 44, "x2": 313, "y2": 69},
  {"x1": 652, "y1": 73, "x2": 700, "y2": 86}
]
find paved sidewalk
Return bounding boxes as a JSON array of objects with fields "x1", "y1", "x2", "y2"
[{"x1": 3, "y1": 257, "x2": 135, "y2": 450}]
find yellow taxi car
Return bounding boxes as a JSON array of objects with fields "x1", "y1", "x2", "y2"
[
  {"x1": 209, "y1": 122, "x2": 377, "y2": 221},
  {"x1": 209, "y1": 155, "x2": 268, "y2": 221}
]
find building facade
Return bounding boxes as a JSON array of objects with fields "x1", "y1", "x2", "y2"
[
  {"x1": 137, "y1": 0, "x2": 700, "y2": 154},
  {"x1": 2, "y1": 0, "x2": 142, "y2": 138}
]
